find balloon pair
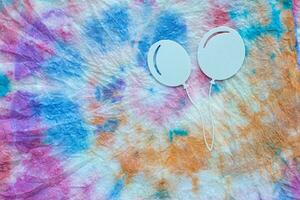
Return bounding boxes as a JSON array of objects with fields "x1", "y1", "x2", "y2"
[{"x1": 147, "y1": 26, "x2": 246, "y2": 151}]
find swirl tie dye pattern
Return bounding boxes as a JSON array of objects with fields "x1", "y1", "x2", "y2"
[{"x1": 0, "y1": 0, "x2": 299, "y2": 199}]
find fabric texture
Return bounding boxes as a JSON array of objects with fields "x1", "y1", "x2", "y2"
[
  {"x1": 293, "y1": 0, "x2": 300, "y2": 66},
  {"x1": 0, "y1": 0, "x2": 299, "y2": 199}
]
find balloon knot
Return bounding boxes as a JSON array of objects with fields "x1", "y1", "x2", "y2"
[
  {"x1": 210, "y1": 80, "x2": 216, "y2": 85},
  {"x1": 183, "y1": 83, "x2": 188, "y2": 89}
]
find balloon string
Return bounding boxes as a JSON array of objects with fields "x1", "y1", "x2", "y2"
[
  {"x1": 183, "y1": 83, "x2": 212, "y2": 151},
  {"x1": 207, "y1": 80, "x2": 215, "y2": 151}
]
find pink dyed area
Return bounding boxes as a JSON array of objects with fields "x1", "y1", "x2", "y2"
[
  {"x1": 126, "y1": 69, "x2": 190, "y2": 124},
  {"x1": 129, "y1": 84, "x2": 188, "y2": 124},
  {"x1": 206, "y1": 1, "x2": 231, "y2": 28},
  {"x1": 293, "y1": 0, "x2": 300, "y2": 35},
  {"x1": 0, "y1": 114, "x2": 12, "y2": 183},
  {"x1": 9, "y1": 147, "x2": 70, "y2": 200},
  {"x1": 0, "y1": 92, "x2": 70, "y2": 199},
  {"x1": 0, "y1": 95, "x2": 16, "y2": 185},
  {"x1": 1, "y1": 3, "x2": 74, "y2": 81},
  {"x1": 126, "y1": 65, "x2": 210, "y2": 125},
  {"x1": 293, "y1": 0, "x2": 300, "y2": 15},
  {"x1": 42, "y1": 9, "x2": 76, "y2": 42},
  {"x1": 187, "y1": 65, "x2": 212, "y2": 98},
  {"x1": 211, "y1": 7, "x2": 230, "y2": 26}
]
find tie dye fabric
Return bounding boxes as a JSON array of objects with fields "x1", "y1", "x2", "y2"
[
  {"x1": 0, "y1": 0, "x2": 299, "y2": 200},
  {"x1": 293, "y1": 0, "x2": 300, "y2": 67}
]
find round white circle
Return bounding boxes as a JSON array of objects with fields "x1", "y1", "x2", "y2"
[
  {"x1": 147, "y1": 40, "x2": 192, "y2": 87},
  {"x1": 197, "y1": 26, "x2": 245, "y2": 81}
]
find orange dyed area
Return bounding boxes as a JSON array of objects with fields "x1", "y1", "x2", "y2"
[
  {"x1": 116, "y1": 135, "x2": 209, "y2": 189},
  {"x1": 118, "y1": 115, "x2": 127, "y2": 126},
  {"x1": 156, "y1": 179, "x2": 168, "y2": 188},
  {"x1": 118, "y1": 149, "x2": 141, "y2": 183},
  {"x1": 96, "y1": 132, "x2": 114, "y2": 146},
  {"x1": 192, "y1": 176, "x2": 199, "y2": 192},
  {"x1": 91, "y1": 116, "x2": 105, "y2": 125},
  {"x1": 97, "y1": 7, "x2": 299, "y2": 192},
  {"x1": 217, "y1": 14, "x2": 300, "y2": 178},
  {"x1": 257, "y1": 4, "x2": 270, "y2": 25},
  {"x1": 164, "y1": 136, "x2": 209, "y2": 175},
  {"x1": 135, "y1": 125, "x2": 143, "y2": 133}
]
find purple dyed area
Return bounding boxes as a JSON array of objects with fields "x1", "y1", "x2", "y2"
[
  {"x1": 2, "y1": 91, "x2": 70, "y2": 199},
  {"x1": 2, "y1": 147, "x2": 70, "y2": 200},
  {"x1": 14, "y1": 13, "x2": 57, "y2": 80},
  {"x1": 95, "y1": 78, "x2": 126, "y2": 103},
  {"x1": 21, "y1": 13, "x2": 56, "y2": 42},
  {"x1": 277, "y1": 160, "x2": 300, "y2": 199},
  {"x1": 10, "y1": 92, "x2": 43, "y2": 153},
  {"x1": 289, "y1": 164, "x2": 300, "y2": 198},
  {"x1": 14, "y1": 42, "x2": 45, "y2": 80}
]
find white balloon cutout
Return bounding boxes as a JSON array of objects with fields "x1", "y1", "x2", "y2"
[
  {"x1": 147, "y1": 40, "x2": 191, "y2": 87},
  {"x1": 197, "y1": 26, "x2": 245, "y2": 152},
  {"x1": 146, "y1": 28, "x2": 246, "y2": 152},
  {"x1": 147, "y1": 39, "x2": 210, "y2": 151},
  {"x1": 197, "y1": 26, "x2": 245, "y2": 81}
]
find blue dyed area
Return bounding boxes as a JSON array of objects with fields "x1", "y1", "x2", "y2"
[
  {"x1": 137, "y1": 11, "x2": 187, "y2": 67},
  {"x1": 45, "y1": 122, "x2": 88, "y2": 154},
  {"x1": 153, "y1": 11, "x2": 187, "y2": 42},
  {"x1": 137, "y1": 36, "x2": 152, "y2": 67},
  {"x1": 178, "y1": 97, "x2": 188, "y2": 109},
  {"x1": 107, "y1": 178, "x2": 124, "y2": 200},
  {"x1": 139, "y1": 0, "x2": 153, "y2": 20},
  {"x1": 42, "y1": 44, "x2": 84, "y2": 78},
  {"x1": 147, "y1": 87, "x2": 156, "y2": 94},
  {"x1": 169, "y1": 129, "x2": 188, "y2": 142},
  {"x1": 229, "y1": 9, "x2": 249, "y2": 20},
  {"x1": 85, "y1": 6, "x2": 130, "y2": 52},
  {"x1": 212, "y1": 84, "x2": 222, "y2": 93},
  {"x1": 95, "y1": 78, "x2": 125, "y2": 103},
  {"x1": 234, "y1": 3, "x2": 284, "y2": 41},
  {"x1": 97, "y1": 118, "x2": 119, "y2": 133},
  {"x1": 103, "y1": 6, "x2": 130, "y2": 42},
  {"x1": 0, "y1": 0, "x2": 13, "y2": 10},
  {"x1": 295, "y1": 15, "x2": 300, "y2": 69},
  {"x1": 0, "y1": 73, "x2": 10, "y2": 97},
  {"x1": 39, "y1": 94, "x2": 79, "y2": 122},
  {"x1": 282, "y1": 0, "x2": 292, "y2": 9},
  {"x1": 271, "y1": 53, "x2": 276, "y2": 60},
  {"x1": 275, "y1": 182, "x2": 293, "y2": 200},
  {"x1": 38, "y1": 94, "x2": 89, "y2": 154},
  {"x1": 119, "y1": 65, "x2": 126, "y2": 72},
  {"x1": 85, "y1": 19, "x2": 108, "y2": 50},
  {"x1": 154, "y1": 189, "x2": 170, "y2": 199}
]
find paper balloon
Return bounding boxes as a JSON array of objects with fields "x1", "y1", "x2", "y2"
[
  {"x1": 197, "y1": 26, "x2": 245, "y2": 81},
  {"x1": 147, "y1": 40, "x2": 191, "y2": 87}
]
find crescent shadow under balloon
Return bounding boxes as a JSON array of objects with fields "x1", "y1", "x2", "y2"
[{"x1": 153, "y1": 45, "x2": 162, "y2": 76}]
